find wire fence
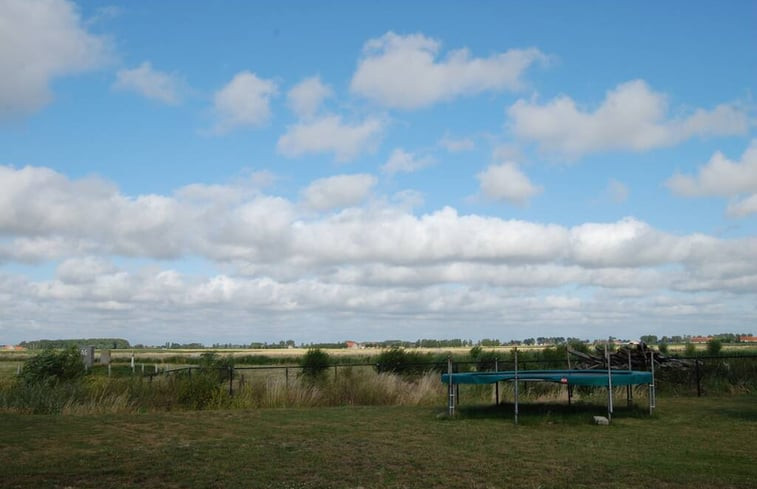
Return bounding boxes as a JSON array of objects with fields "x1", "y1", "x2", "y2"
[{"x1": 141, "y1": 354, "x2": 757, "y2": 397}]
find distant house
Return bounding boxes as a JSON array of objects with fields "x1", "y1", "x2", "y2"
[
  {"x1": 691, "y1": 336, "x2": 712, "y2": 344},
  {"x1": 739, "y1": 335, "x2": 757, "y2": 343},
  {"x1": 345, "y1": 341, "x2": 360, "y2": 349},
  {"x1": 2, "y1": 345, "x2": 26, "y2": 351}
]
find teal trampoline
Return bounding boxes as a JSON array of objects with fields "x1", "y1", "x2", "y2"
[
  {"x1": 441, "y1": 349, "x2": 657, "y2": 424},
  {"x1": 441, "y1": 369, "x2": 652, "y2": 386}
]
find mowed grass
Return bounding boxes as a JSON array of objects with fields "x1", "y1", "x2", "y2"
[{"x1": 1, "y1": 395, "x2": 755, "y2": 489}]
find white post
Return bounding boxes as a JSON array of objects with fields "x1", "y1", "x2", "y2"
[
  {"x1": 108, "y1": 364, "x2": 112, "y2": 377},
  {"x1": 514, "y1": 348, "x2": 519, "y2": 425},
  {"x1": 131, "y1": 353, "x2": 135, "y2": 373}
]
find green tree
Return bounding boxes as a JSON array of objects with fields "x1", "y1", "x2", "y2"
[{"x1": 684, "y1": 343, "x2": 697, "y2": 356}]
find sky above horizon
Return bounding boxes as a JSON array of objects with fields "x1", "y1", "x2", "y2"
[{"x1": 1, "y1": 0, "x2": 756, "y2": 345}]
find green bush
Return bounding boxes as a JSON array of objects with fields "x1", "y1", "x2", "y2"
[
  {"x1": 375, "y1": 347, "x2": 432, "y2": 376},
  {"x1": 20, "y1": 347, "x2": 85, "y2": 385},
  {"x1": 469, "y1": 347, "x2": 499, "y2": 371},
  {"x1": 707, "y1": 339, "x2": 723, "y2": 356},
  {"x1": 300, "y1": 348, "x2": 330, "y2": 382}
]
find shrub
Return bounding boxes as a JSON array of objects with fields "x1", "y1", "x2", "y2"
[
  {"x1": 684, "y1": 343, "x2": 697, "y2": 356},
  {"x1": 469, "y1": 347, "x2": 498, "y2": 371},
  {"x1": 707, "y1": 339, "x2": 723, "y2": 356},
  {"x1": 20, "y1": 347, "x2": 85, "y2": 385},
  {"x1": 300, "y1": 348, "x2": 330, "y2": 382},
  {"x1": 375, "y1": 347, "x2": 431, "y2": 376}
]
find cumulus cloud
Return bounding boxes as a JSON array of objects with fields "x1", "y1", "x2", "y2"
[
  {"x1": 667, "y1": 140, "x2": 757, "y2": 197},
  {"x1": 508, "y1": 80, "x2": 749, "y2": 158},
  {"x1": 2, "y1": 164, "x2": 757, "y2": 343},
  {"x1": 477, "y1": 162, "x2": 542, "y2": 205},
  {"x1": 0, "y1": 0, "x2": 108, "y2": 118},
  {"x1": 277, "y1": 115, "x2": 383, "y2": 162},
  {"x1": 113, "y1": 62, "x2": 182, "y2": 104},
  {"x1": 381, "y1": 148, "x2": 436, "y2": 174},
  {"x1": 667, "y1": 140, "x2": 757, "y2": 217},
  {"x1": 727, "y1": 194, "x2": 757, "y2": 218},
  {"x1": 213, "y1": 71, "x2": 278, "y2": 132},
  {"x1": 301, "y1": 174, "x2": 377, "y2": 211},
  {"x1": 287, "y1": 76, "x2": 332, "y2": 118},
  {"x1": 350, "y1": 32, "x2": 546, "y2": 109}
]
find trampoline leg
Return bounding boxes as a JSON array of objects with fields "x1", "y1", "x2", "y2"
[
  {"x1": 514, "y1": 349, "x2": 519, "y2": 425},
  {"x1": 447, "y1": 357, "x2": 455, "y2": 417}
]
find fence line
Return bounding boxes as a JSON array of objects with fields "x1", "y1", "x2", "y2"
[{"x1": 140, "y1": 354, "x2": 757, "y2": 397}]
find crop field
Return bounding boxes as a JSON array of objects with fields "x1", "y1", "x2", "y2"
[{"x1": 1, "y1": 394, "x2": 755, "y2": 489}]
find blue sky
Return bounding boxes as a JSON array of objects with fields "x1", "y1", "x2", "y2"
[{"x1": 1, "y1": 0, "x2": 755, "y2": 345}]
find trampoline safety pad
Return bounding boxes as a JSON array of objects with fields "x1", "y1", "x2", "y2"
[{"x1": 441, "y1": 369, "x2": 652, "y2": 387}]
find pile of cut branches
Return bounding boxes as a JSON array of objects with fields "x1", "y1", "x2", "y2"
[{"x1": 568, "y1": 342, "x2": 694, "y2": 370}]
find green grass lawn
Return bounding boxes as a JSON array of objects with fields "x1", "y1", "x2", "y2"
[{"x1": 1, "y1": 395, "x2": 755, "y2": 489}]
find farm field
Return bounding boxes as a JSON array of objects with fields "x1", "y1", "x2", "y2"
[{"x1": 1, "y1": 395, "x2": 755, "y2": 489}]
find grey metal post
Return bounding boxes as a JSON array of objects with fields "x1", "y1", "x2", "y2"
[
  {"x1": 494, "y1": 357, "x2": 499, "y2": 405},
  {"x1": 108, "y1": 364, "x2": 111, "y2": 377},
  {"x1": 285, "y1": 367, "x2": 289, "y2": 390},
  {"x1": 514, "y1": 349, "x2": 519, "y2": 425},
  {"x1": 566, "y1": 349, "x2": 572, "y2": 406},
  {"x1": 229, "y1": 366, "x2": 233, "y2": 396},
  {"x1": 695, "y1": 359, "x2": 702, "y2": 397},
  {"x1": 649, "y1": 350, "x2": 656, "y2": 415},
  {"x1": 447, "y1": 356, "x2": 455, "y2": 417},
  {"x1": 627, "y1": 349, "x2": 633, "y2": 407},
  {"x1": 606, "y1": 344, "x2": 613, "y2": 423}
]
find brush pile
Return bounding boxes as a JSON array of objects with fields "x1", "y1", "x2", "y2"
[{"x1": 568, "y1": 342, "x2": 694, "y2": 370}]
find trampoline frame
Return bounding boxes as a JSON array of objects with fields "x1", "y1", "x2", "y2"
[{"x1": 442, "y1": 347, "x2": 656, "y2": 424}]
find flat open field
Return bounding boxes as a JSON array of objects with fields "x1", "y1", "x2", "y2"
[{"x1": 1, "y1": 395, "x2": 755, "y2": 489}]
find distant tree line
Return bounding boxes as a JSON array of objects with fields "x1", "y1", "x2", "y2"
[
  {"x1": 20, "y1": 338, "x2": 130, "y2": 350},
  {"x1": 640, "y1": 333, "x2": 753, "y2": 345}
]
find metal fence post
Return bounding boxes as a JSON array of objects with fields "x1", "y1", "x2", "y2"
[
  {"x1": 695, "y1": 359, "x2": 702, "y2": 397},
  {"x1": 229, "y1": 366, "x2": 233, "y2": 396},
  {"x1": 494, "y1": 357, "x2": 499, "y2": 406}
]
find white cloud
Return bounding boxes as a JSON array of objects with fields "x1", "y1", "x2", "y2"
[
  {"x1": 213, "y1": 71, "x2": 278, "y2": 132},
  {"x1": 606, "y1": 179, "x2": 629, "y2": 203},
  {"x1": 113, "y1": 62, "x2": 182, "y2": 104},
  {"x1": 667, "y1": 140, "x2": 757, "y2": 197},
  {"x1": 277, "y1": 115, "x2": 383, "y2": 162},
  {"x1": 350, "y1": 32, "x2": 546, "y2": 109},
  {"x1": 0, "y1": 0, "x2": 108, "y2": 118},
  {"x1": 477, "y1": 162, "x2": 542, "y2": 205},
  {"x1": 439, "y1": 135, "x2": 475, "y2": 152},
  {"x1": 508, "y1": 80, "x2": 749, "y2": 158},
  {"x1": 381, "y1": 148, "x2": 436, "y2": 174},
  {"x1": 667, "y1": 140, "x2": 757, "y2": 217},
  {"x1": 2, "y1": 164, "x2": 757, "y2": 344},
  {"x1": 727, "y1": 194, "x2": 757, "y2": 217},
  {"x1": 301, "y1": 174, "x2": 377, "y2": 211},
  {"x1": 287, "y1": 76, "x2": 332, "y2": 118}
]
